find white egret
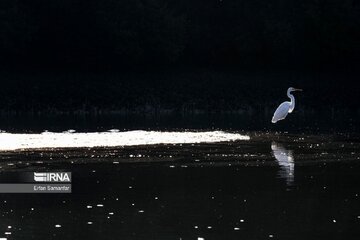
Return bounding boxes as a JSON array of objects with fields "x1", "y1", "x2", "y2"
[{"x1": 271, "y1": 87, "x2": 302, "y2": 123}]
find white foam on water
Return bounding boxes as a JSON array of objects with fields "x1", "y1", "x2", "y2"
[{"x1": 0, "y1": 130, "x2": 249, "y2": 151}]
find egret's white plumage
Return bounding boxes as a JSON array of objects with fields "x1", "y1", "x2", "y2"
[{"x1": 271, "y1": 87, "x2": 302, "y2": 123}]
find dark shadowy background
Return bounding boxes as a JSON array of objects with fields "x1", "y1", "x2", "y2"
[{"x1": 0, "y1": 0, "x2": 359, "y2": 125}]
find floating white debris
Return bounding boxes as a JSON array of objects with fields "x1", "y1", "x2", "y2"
[
  {"x1": 87, "y1": 205, "x2": 92, "y2": 209},
  {"x1": 55, "y1": 225, "x2": 61, "y2": 228},
  {"x1": 0, "y1": 130, "x2": 249, "y2": 151},
  {"x1": 198, "y1": 238, "x2": 204, "y2": 240},
  {"x1": 269, "y1": 235, "x2": 274, "y2": 238},
  {"x1": 333, "y1": 219, "x2": 336, "y2": 223},
  {"x1": 194, "y1": 226, "x2": 198, "y2": 229},
  {"x1": 96, "y1": 204, "x2": 104, "y2": 207},
  {"x1": 0, "y1": 238, "x2": 7, "y2": 240},
  {"x1": 240, "y1": 219, "x2": 245, "y2": 222},
  {"x1": 207, "y1": 226, "x2": 212, "y2": 229},
  {"x1": 138, "y1": 210, "x2": 144, "y2": 213},
  {"x1": 234, "y1": 227, "x2": 240, "y2": 230},
  {"x1": 4, "y1": 232, "x2": 11, "y2": 235},
  {"x1": 108, "y1": 212, "x2": 114, "y2": 215},
  {"x1": 87, "y1": 222, "x2": 93, "y2": 225}
]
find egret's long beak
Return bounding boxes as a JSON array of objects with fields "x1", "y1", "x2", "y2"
[{"x1": 294, "y1": 88, "x2": 303, "y2": 91}]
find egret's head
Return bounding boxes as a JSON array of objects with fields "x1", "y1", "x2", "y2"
[{"x1": 288, "y1": 87, "x2": 302, "y2": 92}]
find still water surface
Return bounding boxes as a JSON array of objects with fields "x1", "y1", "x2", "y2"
[{"x1": 0, "y1": 130, "x2": 359, "y2": 239}]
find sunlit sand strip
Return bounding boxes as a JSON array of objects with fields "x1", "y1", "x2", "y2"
[{"x1": 0, "y1": 130, "x2": 249, "y2": 151}]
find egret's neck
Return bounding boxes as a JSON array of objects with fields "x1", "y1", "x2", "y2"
[{"x1": 287, "y1": 90, "x2": 295, "y2": 113}]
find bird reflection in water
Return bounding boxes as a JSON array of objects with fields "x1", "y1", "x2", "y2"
[{"x1": 271, "y1": 142, "x2": 295, "y2": 185}]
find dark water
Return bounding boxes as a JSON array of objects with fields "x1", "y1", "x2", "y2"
[
  {"x1": 0, "y1": 133, "x2": 359, "y2": 239},
  {"x1": 0, "y1": 111, "x2": 359, "y2": 134}
]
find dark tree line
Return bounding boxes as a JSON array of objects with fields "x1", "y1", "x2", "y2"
[
  {"x1": 0, "y1": 0, "x2": 359, "y2": 115},
  {"x1": 1, "y1": 0, "x2": 360, "y2": 70}
]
